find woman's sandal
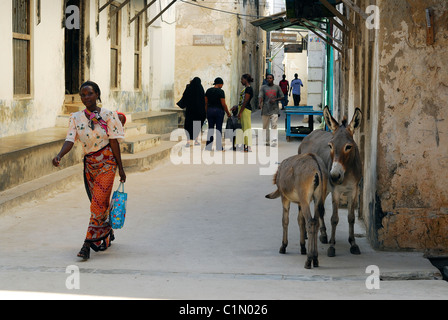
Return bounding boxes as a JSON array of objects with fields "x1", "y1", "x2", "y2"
[
  {"x1": 77, "y1": 242, "x2": 91, "y2": 261},
  {"x1": 99, "y1": 231, "x2": 115, "y2": 252}
]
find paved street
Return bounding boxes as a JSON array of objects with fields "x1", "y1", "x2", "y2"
[{"x1": 0, "y1": 112, "x2": 447, "y2": 300}]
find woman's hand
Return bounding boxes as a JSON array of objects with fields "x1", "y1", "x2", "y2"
[
  {"x1": 52, "y1": 156, "x2": 61, "y2": 167},
  {"x1": 119, "y1": 167, "x2": 126, "y2": 183}
]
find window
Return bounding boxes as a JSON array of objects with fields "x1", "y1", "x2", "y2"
[
  {"x1": 13, "y1": 0, "x2": 31, "y2": 96},
  {"x1": 110, "y1": 4, "x2": 121, "y2": 89},
  {"x1": 134, "y1": 14, "x2": 141, "y2": 90}
]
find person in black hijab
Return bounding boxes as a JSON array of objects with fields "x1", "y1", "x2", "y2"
[{"x1": 180, "y1": 77, "x2": 206, "y2": 147}]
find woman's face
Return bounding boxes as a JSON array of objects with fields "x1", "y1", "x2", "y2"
[
  {"x1": 241, "y1": 77, "x2": 247, "y2": 86},
  {"x1": 80, "y1": 86, "x2": 98, "y2": 109}
]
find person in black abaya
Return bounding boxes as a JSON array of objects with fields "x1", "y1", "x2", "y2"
[{"x1": 180, "y1": 77, "x2": 206, "y2": 147}]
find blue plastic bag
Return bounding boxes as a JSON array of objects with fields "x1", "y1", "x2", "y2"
[{"x1": 109, "y1": 182, "x2": 127, "y2": 230}]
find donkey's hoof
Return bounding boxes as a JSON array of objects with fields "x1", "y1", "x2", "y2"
[
  {"x1": 300, "y1": 245, "x2": 307, "y2": 255},
  {"x1": 304, "y1": 259, "x2": 312, "y2": 269},
  {"x1": 327, "y1": 247, "x2": 336, "y2": 257},
  {"x1": 319, "y1": 234, "x2": 328, "y2": 244},
  {"x1": 313, "y1": 258, "x2": 319, "y2": 268},
  {"x1": 279, "y1": 245, "x2": 287, "y2": 254},
  {"x1": 350, "y1": 245, "x2": 361, "y2": 255}
]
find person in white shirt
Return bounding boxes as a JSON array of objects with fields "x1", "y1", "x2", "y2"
[{"x1": 290, "y1": 73, "x2": 304, "y2": 106}]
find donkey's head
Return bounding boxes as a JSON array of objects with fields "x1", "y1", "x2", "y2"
[{"x1": 323, "y1": 107, "x2": 362, "y2": 185}]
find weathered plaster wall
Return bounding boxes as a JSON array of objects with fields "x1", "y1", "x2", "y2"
[
  {"x1": 0, "y1": 1, "x2": 65, "y2": 138},
  {"x1": 375, "y1": 0, "x2": 448, "y2": 252},
  {"x1": 175, "y1": 1, "x2": 266, "y2": 109},
  {"x1": 340, "y1": 0, "x2": 447, "y2": 253},
  {"x1": 88, "y1": 0, "x2": 175, "y2": 113}
]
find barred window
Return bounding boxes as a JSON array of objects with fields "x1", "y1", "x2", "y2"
[
  {"x1": 110, "y1": 4, "x2": 121, "y2": 89},
  {"x1": 13, "y1": 0, "x2": 31, "y2": 96},
  {"x1": 134, "y1": 14, "x2": 142, "y2": 90}
]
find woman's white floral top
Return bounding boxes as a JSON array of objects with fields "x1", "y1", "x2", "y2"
[{"x1": 65, "y1": 108, "x2": 125, "y2": 155}]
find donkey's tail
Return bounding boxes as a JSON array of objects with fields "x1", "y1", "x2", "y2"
[{"x1": 265, "y1": 189, "x2": 281, "y2": 199}]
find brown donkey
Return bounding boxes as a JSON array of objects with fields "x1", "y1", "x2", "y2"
[
  {"x1": 298, "y1": 107, "x2": 363, "y2": 257},
  {"x1": 266, "y1": 153, "x2": 328, "y2": 269}
]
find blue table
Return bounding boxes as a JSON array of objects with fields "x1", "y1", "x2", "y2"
[{"x1": 285, "y1": 106, "x2": 325, "y2": 140}]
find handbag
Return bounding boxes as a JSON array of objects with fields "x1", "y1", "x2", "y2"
[{"x1": 109, "y1": 182, "x2": 127, "y2": 230}]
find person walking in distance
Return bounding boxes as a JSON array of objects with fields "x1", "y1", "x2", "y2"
[
  {"x1": 180, "y1": 77, "x2": 206, "y2": 147},
  {"x1": 236, "y1": 74, "x2": 254, "y2": 152},
  {"x1": 279, "y1": 75, "x2": 290, "y2": 110},
  {"x1": 290, "y1": 73, "x2": 304, "y2": 107},
  {"x1": 205, "y1": 77, "x2": 232, "y2": 151},
  {"x1": 259, "y1": 74, "x2": 284, "y2": 147},
  {"x1": 52, "y1": 81, "x2": 126, "y2": 261}
]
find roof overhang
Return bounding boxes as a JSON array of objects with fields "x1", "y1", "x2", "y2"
[
  {"x1": 251, "y1": 11, "x2": 321, "y2": 32},
  {"x1": 285, "y1": 0, "x2": 343, "y2": 20}
]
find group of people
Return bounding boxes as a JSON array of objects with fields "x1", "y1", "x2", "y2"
[
  {"x1": 279, "y1": 73, "x2": 304, "y2": 110},
  {"x1": 53, "y1": 73, "x2": 303, "y2": 261},
  {"x1": 180, "y1": 72, "x2": 304, "y2": 151},
  {"x1": 179, "y1": 75, "x2": 255, "y2": 152}
]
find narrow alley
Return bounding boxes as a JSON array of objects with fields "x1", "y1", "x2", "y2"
[{"x1": 0, "y1": 113, "x2": 446, "y2": 300}]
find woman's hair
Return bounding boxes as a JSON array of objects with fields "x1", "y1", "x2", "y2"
[
  {"x1": 80, "y1": 81, "x2": 102, "y2": 102},
  {"x1": 242, "y1": 74, "x2": 254, "y2": 83}
]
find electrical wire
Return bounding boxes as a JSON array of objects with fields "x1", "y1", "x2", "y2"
[{"x1": 179, "y1": 0, "x2": 268, "y2": 18}]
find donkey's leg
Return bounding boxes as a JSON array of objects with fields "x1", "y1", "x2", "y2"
[
  {"x1": 348, "y1": 187, "x2": 361, "y2": 255},
  {"x1": 317, "y1": 198, "x2": 328, "y2": 244},
  {"x1": 328, "y1": 191, "x2": 339, "y2": 257},
  {"x1": 279, "y1": 197, "x2": 290, "y2": 254},
  {"x1": 311, "y1": 217, "x2": 319, "y2": 268},
  {"x1": 302, "y1": 204, "x2": 314, "y2": 269},
  {"x1": 298, "y1": 205, "x2": 307, "y2": 255},
  {"x1": 313, "y1": 199, "x2": 324, "y2": 267}
]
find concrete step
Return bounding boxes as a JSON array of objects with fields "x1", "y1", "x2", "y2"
[
  {"x1": 121, "y1": 134, "x2": 161, "y2": 154},
  {"x1": 132, "y1": 111, "x2": 178, "y2": 135},
  {"x1": 124, "y1": 122, "x2": 147, "y2": 138},
  {"x1": 63, "y1": 103, "x2": 84, "y2": 114},
  {"x1": 0, "y1": 127, "x2": 84, "y2": 193},
  {"x1": 0, "y1": 140, "x2": 178, "y2": 215}
]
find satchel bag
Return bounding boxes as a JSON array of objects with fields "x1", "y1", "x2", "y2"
[{"x1": 109, "y1": 182, "x2": 127, "y2": 230}]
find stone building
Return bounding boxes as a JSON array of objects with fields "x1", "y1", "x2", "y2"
[
  {"x1": 174, "y1": 0, "x2": 269, "y2": 108},
  {"x1": 0, "y1": 0, "x2": 179, "y2": 199},
  {"x1": 0, "y1": 0, "x2": 178, "y2": 139},
  {"x1": 340, "y1": 0, "x2": 448, "y2": 254},
  {"x1": 257, "y1": 0, "x2": 447, "y2": 255}
]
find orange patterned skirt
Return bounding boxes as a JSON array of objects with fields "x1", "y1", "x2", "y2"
[{"x1": 83, "y1": 144, "x2": 117, "y2": 249}]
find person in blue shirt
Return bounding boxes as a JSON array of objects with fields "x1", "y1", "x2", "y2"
[{"x1": 290, "y1": 73, "x2": 304, "y2": 106}]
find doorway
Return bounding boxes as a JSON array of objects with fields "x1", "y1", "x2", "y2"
[{"x1": 64, "y1": 0, "x2": 83, "y2": 95}]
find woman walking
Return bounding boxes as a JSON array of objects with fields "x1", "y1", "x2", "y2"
[
  {"x1": 236, "y1": 74, "x2": 254, "y2": 152},
  {"x1": 180, "y1": 77, "x2": 206, "y2": 146},
  {"x1": 52, "y1": 81, "x2": 126, "y2": 261},
  {"x1": 205, "y1": 77, "x2": 232, "y2": 151}
]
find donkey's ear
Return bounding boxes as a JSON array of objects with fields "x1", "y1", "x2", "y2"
[
  {"x1": 323, "y1": 106, "x2": 339, "y2": 132},
  {"x1": 348, "y1": 108, "x2": 363, "y2": 135}
]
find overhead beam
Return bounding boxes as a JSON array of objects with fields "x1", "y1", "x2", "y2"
[
  {"x1": 99, "y1": 0, "x2": 115, "y2": 13},
  {"x1": 329, "y1": 17, "x2": 349, "y2": 35},
  {"x1": 130, "y1": 0, "x2": 157, "y2": 24},
  {"x1": 302, "y1": 18, "x2": 344, "y2": 46},
  {"x1": 146, "y1": 0, "x2": 177, "y2": 28},
  {"x1": 110, "y1": 0, "x2": 132, "y2": 17},
  {"x1": 294, "y1": 19, "x2": 343, "y2": 54},
  {"x1": 319, "y1": 0, "x2": 356, "y2": 30}
]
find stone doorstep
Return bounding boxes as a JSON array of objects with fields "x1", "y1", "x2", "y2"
[
  {"x1": 124, "y1": 123, "x2": 147, "y2": 138},
  {"x1": 0, "y1": 140, "x2": 177, "y2": 215},
  {"x1": 63, "y1": 103, "x2": 84, "y2": 114},
  {"x1": 121, "y1": 134, "x2": 161, "y2": 154}
]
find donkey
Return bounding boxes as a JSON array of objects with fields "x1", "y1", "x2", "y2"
[
  {"x1": 266, "y1": 153, "x2": 328, "y2": 269},
  {"x1": 298, "y1": 107, "x2": 363, "y2": 257}
]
